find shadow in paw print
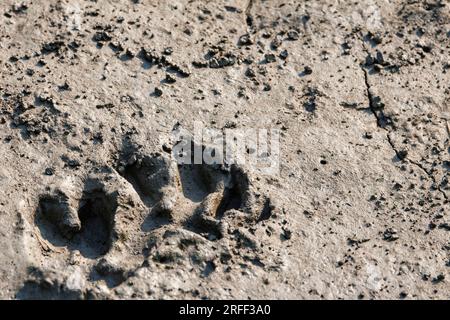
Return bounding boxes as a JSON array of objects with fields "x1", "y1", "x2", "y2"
[
  {"x1": 141, "y1": 206, "x2": 172, "y2": 233},
  {"x1": 178, "y1": 164, "x2": 216, "y2": 203},
  {"x1": 36, "y1": 185, "x2": 115, "y2": 259},
  {"x1": 175, "y1": 141, "x2": 223, "y2": 203},
  {"x1": 257, "y1": 197, "x2": 273, "y2": 221},
  {"x1": 214, "y1": 176, "x2": 243, "y2": 219},
  {"x1": 122, "y1": 162, "x2": 158, "y2": 206}
]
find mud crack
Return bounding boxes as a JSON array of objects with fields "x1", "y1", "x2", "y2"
[
  {"x1": 361, "y1": 67, "x2": 393, "y2": 129},
  {"x1": 360, "y1": 55, "x2": 447, "y2": 201}
]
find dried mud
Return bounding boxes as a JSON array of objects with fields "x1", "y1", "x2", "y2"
[{"x1": 0, "y1": 0, "x2": 449, "y2": 299}]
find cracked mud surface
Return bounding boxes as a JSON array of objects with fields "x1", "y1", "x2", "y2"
[{"x1": 0, "y1": 0, "x2": 449, "y2": 299}]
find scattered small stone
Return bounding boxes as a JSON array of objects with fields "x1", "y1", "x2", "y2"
[
  {"x1": 66, "y1": 159, "x2": 80, "y2": 169},
  {"x1": 245, "y1": 68, "x2": 256, "y2": 78},
  {"x1": 153, "y1": 87, "x2": 163, "y2": 97},
  {"x1": 438, "y1": 223, "x2": 450, "y2": 231},
  {"x1": 12, "y1": 3, "x2": 28, "y2": 14},
  {"x1": 303, "y1": 66, "x2": 313, "y2": 75},
  {"x1": 270, "y1": 36, "x2": 282, "y2": 50},
  {"x1": 163, "y1": 47, "x2": 173, "y2": 55},
  {"x1": 367, "y1": 31, "x2": 383, "y2": 45},
  {"x1": 209, "y1": 54, "x2": 236, "y2": 68},
  {"x1": 165, "y1": 74, "x2": 176, "y2": 84},
  {"x1": 287, "y1": 30, "x2": 299, "y2": 41},
  {"x1": 96, "y1": 103, "x2": 115, "y2": 109},
  {"x1": 383, "y1": 228, "x2": 399, "y2": 241},
  {"x1": 369, "y1": 96, "x2": 385, "y2": 109},
  {"x1": 162, "y1": 144, "x2": 172, "y2": 153},
  {"x1": 365, "y1": 51, "x2": 389, "y2": 69},
  {"x1": 281, "y1": 227, "x2": 292, "y2": 240},
  {"x1": 92, "y1": 31, "x2": 112, "y2": 43},
  {"x1": 237, "y1": 87, "x2": 247, "y2": 99},
  {"x1": 340, "y1": 102, "x2": 359, "y2": 109},
  {"x1": 347, "y1": 237, "x2": 370, "y2": 247},
  {"x1": 302, "y1": 86, "x2": 322, "y2": 112},
  {"x1": 224, "y1": 6, "x2": 241, "y2": 13},
  {"x1": 393, "y1": 182, "x2": 403, "y2": 191},
  {"x1": 420, "y1": 44, "x2": 433, "y2": 53},
  {"x1": 397, "y1": 150, "x2": 408, "y2": 161},
  {"x1": 422, "y1": 273, "x2": 431, "y2": 281},
  {"x1": 224, "y1": 121, "x2": 237, "y2": 129},
  {"x1": 257, "y1": 65, "x2": 267, "y2": 76},
  {"x1": 183, "y1": 27, "x2": 193, "y2": 36},
  {"x1": 432, "y1": 274, "x2": 445, "y2": 284},
  {"x1": 238, "y1": 34, "x2": 253, "y2": 46},
  {"x1": 192, "y1": 60, "x2": 208, "y2": 68},
  {"x1": 58, "y1": 82, "x2": 70, "y2": 91},
  {"x1": 303, "y1": 210, "x2": 313, "y2": 218},
  {"x1": 279, "y1": 50, "x2": 288, "y2": 60},
  {"x1": 124, "y1": 48, "x2": 136, "y2": 59},
  {"x1": 264, "y1": 53, "x2": 276, "y2": 63},
  {"x1": 41, "y1": 41, "x2": 65, "y2": 54},
  {"x1": 243, "y1": 55, "x2": 254, "y2": 65},
  {"x1": 109, "y1": 41, "x2": 124, "y2": 52},
  {"x1": 44, "y1": 168, "x2": 54, "y2": 176},
  {"x1": 342, "y1": 42, "x2": 352, "y2": 55}
]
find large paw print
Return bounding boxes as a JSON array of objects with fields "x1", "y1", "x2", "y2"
[
  {"x1": 35, "y1": 172, "x2": 141, "y2": 260},
  {"x1": 119, "y1": 149, "x2": 271, "y2": 241}
]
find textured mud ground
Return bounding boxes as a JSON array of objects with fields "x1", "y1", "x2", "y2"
[{"x1": 0, "y1": 0, "x2": 449, "y2": 299}]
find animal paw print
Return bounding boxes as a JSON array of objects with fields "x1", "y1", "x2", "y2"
[
  {"x1": 119, "y1": 150, "x2": 272, "y2": 241},
  {"x1": 36, "y1": 172, "x2": 140, "y2": 260},
  {"x1": 115, "y1": 147, "x2": 281, "y2": 275}
]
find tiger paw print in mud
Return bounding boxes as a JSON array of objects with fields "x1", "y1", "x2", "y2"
[
  {"x1": 118, "y1": 148, "x2": 286, "y2": 274},
  {"x1": 22, "y1": 146, "x2": 287, "y2": 298},
  {"x1": 120, "y1": 150, "x2": 271, "y2": 238}
]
